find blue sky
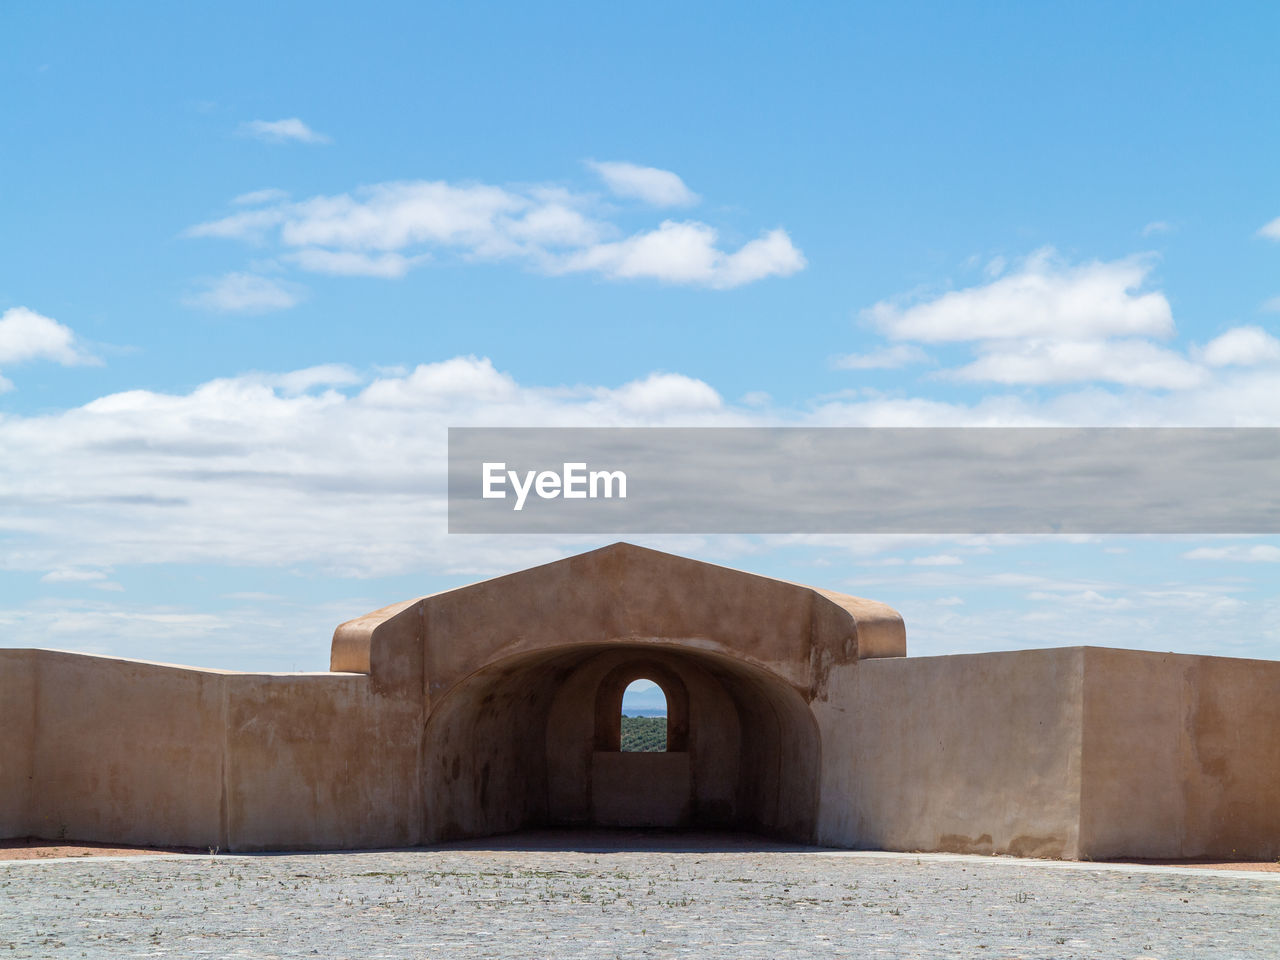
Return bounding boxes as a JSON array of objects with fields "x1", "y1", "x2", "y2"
[{"x1": 3, "y1": 1, "x2": 1279, "y2": 673}]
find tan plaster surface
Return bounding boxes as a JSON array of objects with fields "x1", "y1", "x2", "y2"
[
  {"x1": 3, "y1": 542, "x2": 1278, "y2": 863},
  {"x1": 815, "y1": 648, "x2": 1085, "y2": 858},
  {"x1": 1080, "y1": 646, "x2": 1280, "y2": 861}
]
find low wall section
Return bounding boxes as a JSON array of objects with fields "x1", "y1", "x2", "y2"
[
  {"x1": 0, "y1": 650, "x2": 35, "y2": 839},
  {"x1": 1079, "y1": 647, "x2": 1280, "y2": 860},
  {"x1": 3, "y1": 643, "x2": 1278, "y2": 859},
  {"x1": 0, "y1": 649, "x2": 421, "y2": 851},
  {"x1": 815, "y1": 648, "x2": 1085, "y2": 858}
]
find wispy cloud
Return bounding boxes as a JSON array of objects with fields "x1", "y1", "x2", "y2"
[
  {"x1": 832, "y1": 344, "x2": 930, "y2": 370},
  {"x1": 40, "y1": 568, "x2": 110, "y2": 583},
  {"x1": 952, "y1": 338, "x2": 1206, "y2": 389},
  {"x1": 238, "y1": 118, "x2": 331, "y2": 145},
  {"x1": 1258, "y1": 216, "x2": 1280, "y2": 241},
  {"x1": 185, "y1": 171, "x2": 804, "y2": 290},
  {"x1": 587, "y1": 160, "x2": 700, "y2": 207},
  {"x1": 283, "y1": 249, "x2": 429, "y2": 278},
  {"x1": 233, "y1": 188, "x2": 289, "y2": 206},
  {"x1": 183, "y1": 272, "x2": 306, "y2": 313},
  {"x1": 1183, "y1": 544, "x2": 1280, "y2": 563},
  {"x1": 243, "y1": 363, "x2": 362, "y2": 395},
  {"x1": 1141, "y1": 220, "x2": 1174, "y2": 237}
]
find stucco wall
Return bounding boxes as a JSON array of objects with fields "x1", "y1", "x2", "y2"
[
  {"x1": 420, "y1": 642, "x2": 819, "y2": 844},
  {"x1": 0, "y1": 649, "x2": 35, "y2": 838},
  {"x1": 24, "y1": 651, "x2": 228, "y2": 848},
  {"x1": 224, "y1": 673, "x2": 422, "y2": 851},
  {"x1": 360, "y1": 544, "x2": 905, "y2": 706},
  {"x1": 591, "y1": 752, "x2": 691, "y2": 826},
  {"x1": 4, "y1": 545, "x2": 1278, "y2": 860},
  {"x1": 1079, "y1": 647, "x2": 1280, "y2": 861},
  {"x1": 3, "y1": 649, "x2": 420, "y2": 851},
  {"x1": 816, "y1": 648, "x2": 1086, "y2": 859},
  {"x1": 543, "y1": 647, "x2": 742, "y2": 830}
]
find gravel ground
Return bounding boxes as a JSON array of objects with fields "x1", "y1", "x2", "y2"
[{"x1": 3, "y1": 833, "x2": 1278, "y2": 959}]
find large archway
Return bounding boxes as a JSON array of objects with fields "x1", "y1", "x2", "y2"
[
  {"x1": 420, "y1": 642, "x2": 821, "y2": 844},
  {"x1": 331, "y1": 542, "x2": 905, "y2": 849}
]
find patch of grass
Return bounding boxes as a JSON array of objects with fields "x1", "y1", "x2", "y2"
[{"x1": 620, "y1": 715, "x2": 666, "y2": 752}]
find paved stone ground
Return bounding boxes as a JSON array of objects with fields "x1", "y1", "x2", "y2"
[{"x1": 3, "y1": 832, "x2": 1278, "y2": 959}]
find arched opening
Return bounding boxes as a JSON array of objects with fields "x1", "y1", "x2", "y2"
[
  {"x1": 592, "y1": 661, "x2": 688, "y2": 753},
  {"x1": 620, "y1": 679, "x2": 667, "y2": 752},
  {"x1": 420, "y1": 642, "x2": 820, "y2": 845}
]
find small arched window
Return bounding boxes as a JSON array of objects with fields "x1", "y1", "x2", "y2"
[
  {"x1": 620, "y1": 679, "x2": 667, "y2": 752},
  {"x1": 593, "y1": 662, "x2": 689, "y2": 753}
]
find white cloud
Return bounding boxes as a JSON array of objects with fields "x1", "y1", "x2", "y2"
[
  {"x1": 184, "y1": 273, "x2": 305, "y2": 313},
  {"x1": 257, "y1": 364, "x2": 362, "y2": 395},
  {"x1": 864, "y1": 249, "x2": 1172, "y2": 342},
  {"x1": 0, "y1": 337, "x2": 1277, "y2": 590},
  {"x1": 0, "y1": 307, "x2": 97, "y2": 392},
  {"x1": 0, "y1": 596, "x2": 351, "y2": 671},
  {"x1": 833, "y1": 344, "x2": 931, "y2": 370},
  {"x1": 846, "y1": 249, "x2": 1265, "y2": 390},
  {"x1": 0, "y1": 357, "x2": 747, "y2": 581},
  {"x1": 233, "y1": 188, "x2": 289, "y2": 205},
  {"x1": 0, "y1": 306, "x2": 97, "y2": 367},
  {"x1": 185, "y1": 206, "x2": 288, "y2": 243},
  {"x1": 1141, "y1": 220, "x2": 1173, "y2": 237},
  {"x1": 238, "y1": 118, "x2": 331, "y2": 145},
  {"x1": 186, "y1": 175, "x2": 803, "y2": 291},
  {"x1": 1258, "y1": 216, "x2": 1280, "y2": 241},
  {"x1": 607, "y1": 372, "x2": 723, "y2": 415},
  {"x1": 285, "y1": 249, "x2": 428, "y2": 278},
  {"x1": 358, "y1": 355, "x2": 521, "y2": 408},
  {"x1": 277, "y1": 181, "x2": 526, "y2": 251},
  {"x1": 712, "y1": 228, "x2": 807, "y2": 288},
  {"x1": 1183, "y1": 544, "x2": 1280, "y2": 563},
  {"x1": 803, "y1": 349, "x2": 1280, "y2": 425},
  {"x1": 3, "y1": 355, "x2": 1280, "y2": 663},
  {"x1": 587, "y1": 160, "x2": 699, "y2": 207},
  {"x1": 1027, "y1": 588, "x2": 1134, "y2": 610},
  {"x1": 1198, "y1": 326, "x2": 1280, "y2": 367},
  {"x1": 1263, "y1": 297, "x2": 1280, "y2": 314},
  {"x1": 558, "y1": 221, "x2": 805, "y2": 289},
  {"x1": 7, "y1": 346, "x2": 1275, "y2": 588},
  {"x1": 952, "y1": 338, "x2": 1206, "y2": 389},
  {"x1": 41, "y1": 568, "x2": 109, "y2": 583}
]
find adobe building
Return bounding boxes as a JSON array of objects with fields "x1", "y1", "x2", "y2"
[{"x1": 1, "y1": 542, "x2": 1277, "y2": 860}]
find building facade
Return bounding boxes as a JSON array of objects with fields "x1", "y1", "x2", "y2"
[{"x1": 2, "y1": 543, "x2": 1277, "y2": 859}]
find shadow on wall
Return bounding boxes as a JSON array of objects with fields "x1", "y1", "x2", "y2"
[{"x1": 420, "y1": 642, "x2": 821, "y2": 845}]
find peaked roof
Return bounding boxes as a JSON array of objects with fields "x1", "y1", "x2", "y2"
[{"x1": 332, "y1": 542, "x2": 906, "y2": 689}]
